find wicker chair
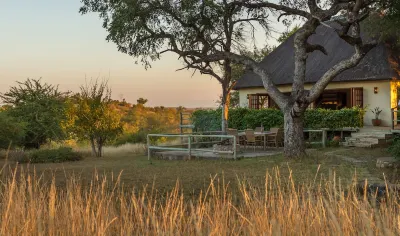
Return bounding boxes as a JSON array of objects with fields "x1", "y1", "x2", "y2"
[{"x1": 244, "y1": 129, "x2": 257, "y2": 151}]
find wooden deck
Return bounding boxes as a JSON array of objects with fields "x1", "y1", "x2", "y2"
[{"x1": 154, "y1": 148, "x2": 282, "y2": 160}]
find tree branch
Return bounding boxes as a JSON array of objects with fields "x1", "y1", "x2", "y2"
[
  {"x1": 307, "y1": 42, "x2": 376, "y2": 103},
  {"x1": 307, "y1": 0, "x2": 320, "y2": 13},
  {"x1": 231, "y1": 0, "x2": 312, "y2": 19},
  {"x1": 191, "y1": 51, "x2": 288, "y2": 108}
]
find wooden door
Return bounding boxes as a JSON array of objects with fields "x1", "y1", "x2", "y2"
[{"x1": 351, "y1": 87, "x2": 363, "y2": 107}]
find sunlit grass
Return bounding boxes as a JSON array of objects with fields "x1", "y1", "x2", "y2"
[
  {"x1": 74, "y1": 143, "x2": 147, "y2": 157},
  {"x1": 0, "y1": 163, "x2": 399, "y2": 235}
]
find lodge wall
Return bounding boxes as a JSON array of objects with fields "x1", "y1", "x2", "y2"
[{"x1": 237, "y1": 80, "x2": 392, "y2": 127}]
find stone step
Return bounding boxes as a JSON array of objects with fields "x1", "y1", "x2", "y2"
[
  {"x1": 345, "y1": 137, "x2": 387, "y2": 145},
  {"x1": 351, "y1": 132, "x2": 393, "y2": 139},
  {"x1": 341, "y1": 141, "x2": 390, "y2": 148},
  {"x1": 341, "y1": 142, "x2": 374, "y2": 148}
]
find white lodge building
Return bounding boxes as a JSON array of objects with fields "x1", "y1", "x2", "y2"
[{"x1": 233, "y1": 22, "x2": 400, "y2": 127}]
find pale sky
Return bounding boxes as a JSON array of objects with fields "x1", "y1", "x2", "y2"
[{"x1": 0, "y1": 1, "x2": 283, "y2": 107}]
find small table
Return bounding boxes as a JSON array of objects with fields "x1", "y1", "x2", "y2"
[{"x1": 238, "y1": 131, "x2": 273, "y2": 150}]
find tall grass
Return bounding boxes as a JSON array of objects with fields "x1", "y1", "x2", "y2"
[
  {"x1": 75, "y1": 143, "x2": 147, "y2": 157},
  {"x1": 0, "y1": 165, "x2": 399, "y2": 235}
]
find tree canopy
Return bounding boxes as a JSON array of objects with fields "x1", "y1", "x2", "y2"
[
  {"x1": 67, "y1": 81, "x2": 123, "y2": 157},
  {"x1": 0, "y1": 111, "x2": 26, "y2": 149},
  {"x1": 80, "y1": 0, "x2": 271, "y2": 132},
  {"x1": 0, "y1": 79, "x2": 68, "y2": 149}
]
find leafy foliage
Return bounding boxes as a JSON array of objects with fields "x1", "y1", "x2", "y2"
[
  {"x1": 67, "y1": 81, "x2": 123, "y2": 157},
  {"x1": 0, "y1": 79, "x2": 68, "y2": 148},
  {"x1": 389, "y1": 134, "x2": 400, "y2": 160},
  {"x1": 0, "y1": 111, "x2": 26, "y2": 149},
  {"x1": 114, "y1": 100, "x2": 182, "y2": 145},
  {"x1": 371, "y1": 107, "x2": 383, "y2": 119},
  {"x1": 277, "y1": 25, "x2": 300, "y2": 44},
  {"x1": 192, "y1": 107, "x2": 365, "y2": 131},
  {"x1": 364, "y1": 0, "x2": 400, "y2": 47},
  {"x1": 20, "y1": 147, "x2": 83, "y2": 163}
]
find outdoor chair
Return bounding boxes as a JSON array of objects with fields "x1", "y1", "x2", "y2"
[
  {"x1": 244, "y1": 129, "x2": 257, "y2": 151},
  {"x1": 267, "y1": 128, "x2": 284, "y2": 147}
]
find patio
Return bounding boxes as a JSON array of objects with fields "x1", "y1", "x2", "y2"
[{"x1": 147, "y1": 129, "x2": 284, "y2": 160}]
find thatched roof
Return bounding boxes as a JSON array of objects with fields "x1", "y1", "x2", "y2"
[{"x1": 234, "y1": 22, "x2": 399, "y2": 90}]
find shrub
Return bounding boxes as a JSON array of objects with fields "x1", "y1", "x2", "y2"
[
  {"x1": 21, "y1": 147, "x2": 83, "y2": 163},
  {"x1": 191, "y1": 109, "x2": 222, "y2": 131},
  {"x1": 0, "y1": 111, "x2": 26, "y2": 149},
  {"x1": 114, "y1": 132, "x2": 147, "y2": 145},
  {"x1": 192, "y1": 107, "x2": 365, "y2": 131},
  {"x1": 389, "y1": 135, "x2": 400, "y2": 160}
]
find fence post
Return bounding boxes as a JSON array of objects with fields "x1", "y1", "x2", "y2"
[
  {"x1": 322, "y1": 129, "x2": 327, "y2": 148},
  {"x1": 188, "y1": 135, "x2": 192, "y2": 159},
  {"x1": 147, "y1": 135, "x2": 151, "y2": 160},
  {"x1": 233, "y1": 135, "x2": 237, "y2": 160}
]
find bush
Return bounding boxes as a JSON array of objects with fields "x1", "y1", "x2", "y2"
[
  {"x1": 389, "y1": 135, "x2": 400, "y2": 160},
  {"x1": 0, "y1": 111, "x2": 26, "y2": 149},
  {"x1": 21, "y1": 147, "x2": 83, "y2": 163},
  {"x1": 114, "y1": 131, "x2": 148, "y2": 145},
  {"x1": 192, "y1": 107, "x2": 365, "y2": 131}
]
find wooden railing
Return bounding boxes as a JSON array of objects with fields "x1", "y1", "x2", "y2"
[{"x1": 147, "y1": 134, "x2": 237, "y2": 160}]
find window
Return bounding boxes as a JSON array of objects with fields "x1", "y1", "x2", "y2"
[
  {"x1": 247, "y1": 93, "x2": 279, "y2": 109},
  {"x1": 248, "y1": 94, "x2": 268, "y2": 109}
]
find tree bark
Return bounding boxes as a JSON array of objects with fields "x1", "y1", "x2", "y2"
[
  {"x1": 283, "y1": 108, "x2": 306, "y2": 158},
  {"x1": 221, "y1": 89, "x2": 231, "y2": 133},
  {"x1": 97, "y1": 144, "x2": 102, "y2": 157},
  {"x1": 90, "y1": 137, "x2": 97, "y2": 157}
]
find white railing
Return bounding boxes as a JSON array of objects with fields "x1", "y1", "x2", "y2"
[{"x1": 147, "y1": 134, "x2": 237, "y2": 160}]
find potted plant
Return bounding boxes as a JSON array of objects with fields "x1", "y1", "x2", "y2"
[{"x1": 371, "y1": 107, "x2": 383, "y2": 126}]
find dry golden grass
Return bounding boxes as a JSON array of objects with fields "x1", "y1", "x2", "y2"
[
  {"x1": 75, "y1": 143, "x2": 147, "y2": 157},
  {"x1": 0, "y1": 163, "x2": 399, "y2": 235}
]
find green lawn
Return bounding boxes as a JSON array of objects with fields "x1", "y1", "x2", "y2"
[{"x1": 0, "y1": 147, "x2": 396, "y2": 197}]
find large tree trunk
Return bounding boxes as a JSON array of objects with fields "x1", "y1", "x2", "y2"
[
  {"x1": 96, "y1": 138, "x2": 104, "y2": 157},
  {"x1": 221, "y1": 91, "x2": 231, "y2": 133},
  {"x1": 283, "y1": 109, "x2": 306, "y2": 158},
  {"x1": 90, "y1": 137, "x2": 98, "y2": 157},
  {"x1": 97, "y1": 144, "x2": 102, "y2": 157}
]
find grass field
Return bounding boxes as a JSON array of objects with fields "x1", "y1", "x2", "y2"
[
  {"x1": 0, "y1": 147, "x2": 393, "y2": 194},
  {"x1": 0, "y1": 146, "x2": 399, "y2": 235}
]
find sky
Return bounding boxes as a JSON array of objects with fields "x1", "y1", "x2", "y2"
[{"x1": 0, "y1": 1, "x2": 283, "y2": 107}]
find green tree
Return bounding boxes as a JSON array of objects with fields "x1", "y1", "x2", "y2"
[
  {"x1": 0, "y1": 111, "x2": 26, "y2": 149},
  {"x1": 365, "y1": 0, "x2": 400, "y2": 46},
  {"x1": 80, "y1": 0, "x2": 379, "y2": 158},
  {"x1": 0, "y1": 79, "x2": 67, "y2": 149},
  {"x1": 80, "y1": 0, "x2": 270, "y2": 133},
  {"x1": 277, "y1": 25, "x2": 300, "y2": 44},
  {"x1": 137, "y1": 98, "x2": 148, "y2": 106},
  {"x1": 69, "y1": 81, "x2": 123, "y2": 157}
]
